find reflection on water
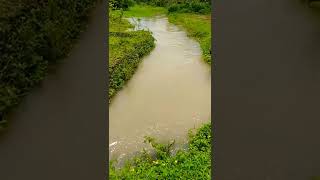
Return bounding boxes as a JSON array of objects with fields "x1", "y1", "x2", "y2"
[{"x1": 109, "y1": 16, "x2": 211, "y2": 166}]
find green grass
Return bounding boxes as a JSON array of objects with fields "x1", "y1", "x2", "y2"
[
  {"x1": 109, "y1": 123, "x2": 212, "y2": 179},
  {"x1": 124, "y1": 5, "x2": 167, "y2": 17},
  {"x1": 168, "y1": 13, "x2": 211, "y2": 64},
  {"x1": 109, "y1": 10, "x2": 155, "y2": 102},
  {"x1": 109, "y1": 10, "x2": 134, "y2": 32}
]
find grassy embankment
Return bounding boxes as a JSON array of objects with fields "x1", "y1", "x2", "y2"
[
  {"x1": 0, "y1": 0, "x2": 97, "y2": 130},
  {"x1": 168, "y1": 13, "x2": 211, "y2": 64},
  {"x1": 109, "y1": 4, "x2": 211, "y2": 180},
  {"x1": 110, "y1": 123, "x2": 211, "y2": 179},
  {"x1": 108, "y1": 8, "x2": 157, "y2": 102}
]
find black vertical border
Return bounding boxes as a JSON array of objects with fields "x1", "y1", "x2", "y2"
[
  {"x1": 106, "y1": 0, "x2": 110, "y2": 178},
  {"x1": 211, "y1": 0, "x2": 216, "y2": 179}
]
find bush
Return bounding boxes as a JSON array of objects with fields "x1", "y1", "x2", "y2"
[
  {"x1": 0, "y1": 0, "x2": 97, "y2": 122},
  {"x1": 168, "y1": 1, "x2": 210, "y2": 14},
  {"x1": 109, "y1": 0, "x2": 135, "y2": 10},
  {"x1": 168, "y1": 4, "x2": 181, "y2": 13},
  {"x1": 189, "y1": 2, "x2": 210, "y2": 13}
]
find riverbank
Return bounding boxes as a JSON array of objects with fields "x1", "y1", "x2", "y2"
[
  {"x1": 109, "y1": 10, "x2": 155, "y2": 102},
  {"x1": 110, "y1": 123, "x2": 211, "y2": 179},
  {"x1": 0, "y1": 0, "x2": 97, "y2": 127},
  {"x1": 168, "y1": 13, "x2": 211, "y2": 64}
]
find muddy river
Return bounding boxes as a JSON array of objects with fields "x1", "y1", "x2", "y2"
[{"x1": 109, "y1": 16, "x2": 211, "y2": 165}]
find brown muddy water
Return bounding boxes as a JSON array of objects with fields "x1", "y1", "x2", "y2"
[{"x1": 109, "y1": 16, "x2": 211, "y2": 165}]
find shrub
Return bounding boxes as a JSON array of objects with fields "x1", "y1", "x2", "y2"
[
  {"x1": 167, "y1": 1, "x2": 210, "y2": 14},
  {"x1": 168, "y1": 4, "x2": 181, "y2": 13},
  {"x1": 109, "y1": 0, "x2": 135, "y2": 10}
]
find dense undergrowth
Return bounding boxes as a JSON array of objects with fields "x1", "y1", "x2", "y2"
[
  {"x1": 110, "y1": 123, "x2": 211, "y2": 179},
  {"x1": 109, "y1": 8, "x2": 155, "y2": 102},
  {"x1": 0, "y1": 0, "x2": 97, "y2": 126}
]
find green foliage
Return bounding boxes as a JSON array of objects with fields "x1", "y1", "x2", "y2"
[
  {"x1": 123, "y1": 5, "x2": 167, "y2": 17},
  {"x1": 109, "y1": 123, "x2": 212, "y2": 179},
  {"x1": 134, "y1": 0, "x2": 172, "y2": 7},
  {"x1": 168, "y1": 13, "x2": 211, "y2": 64},
  {"x1": 109, "y1": 9, "x2": 134, "y2": 32},
  {"x1": 0, "y1": 0, "x2": 96, "y2": 124},
  {"x1": 109, "y1": 0, "x2": 135, "y2": 10},
  {"x1": 109, "y1": 9, "x2": 155, "y2": 102},
  {"x1": 168, "y1": 2, "x2": 211, "y2": 14},
  {"x1": 134, "y1": 0, "x2": 211, "y2": 14}
]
